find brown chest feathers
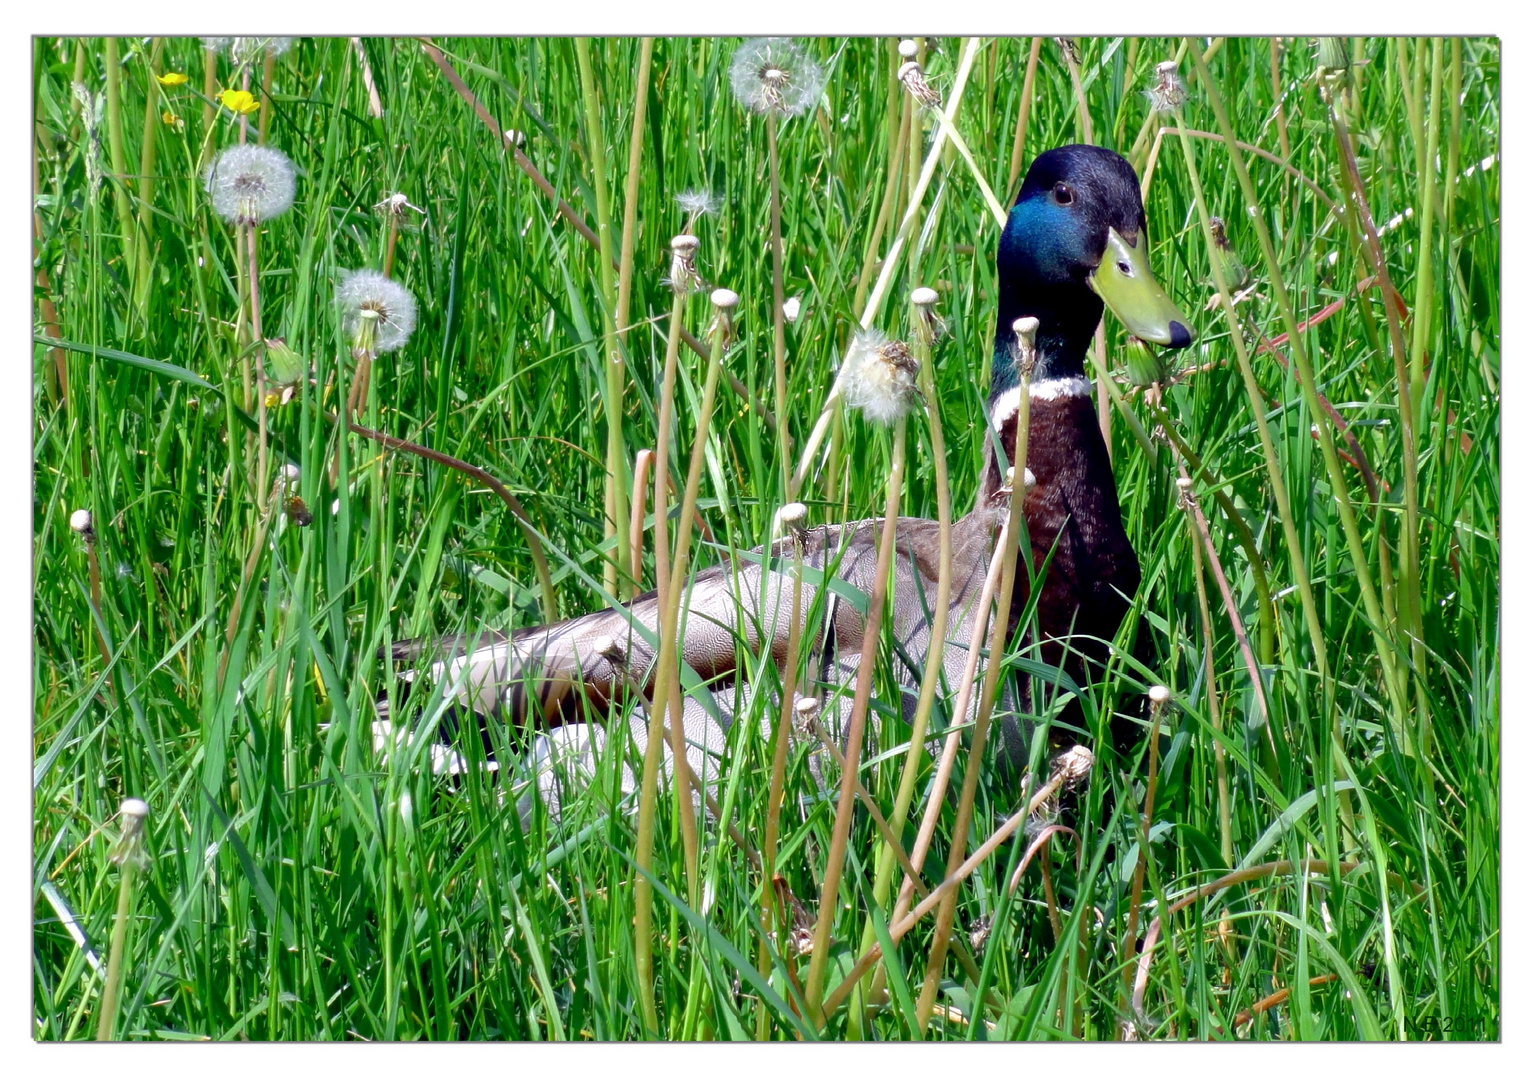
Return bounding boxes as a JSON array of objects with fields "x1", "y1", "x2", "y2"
[{"x1": 977, "y1": 376, "x2": 1141, "y2": 671}]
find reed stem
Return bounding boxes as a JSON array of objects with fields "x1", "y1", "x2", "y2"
[{"x1": 575, "y1": 38, "x2": 630, "y2": 599}]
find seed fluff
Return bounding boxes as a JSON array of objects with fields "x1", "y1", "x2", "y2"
[
  {"x1": 729, "y1": 38, "x2": 826, "y2": 118},
  {"x1": 203, "y1": 144, "x2": 296, "y2": 226},
  {"x1": 841, "y1": 328, "x2": 918, "y2": 426},
  {"x1": 336, "y1": 270, "x2": 418, "y2": 355}
]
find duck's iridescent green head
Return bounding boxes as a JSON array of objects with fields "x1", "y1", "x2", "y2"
[{"x1": 993, "y1": 145, "x2": 1193, "y2": 394}]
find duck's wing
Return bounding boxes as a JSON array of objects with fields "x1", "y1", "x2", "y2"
[{"x1": 382, "y1": 522, "x2": 893, "y2": 732}]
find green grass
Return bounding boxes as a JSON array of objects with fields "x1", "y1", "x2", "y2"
[{"x1": 32, "y1": 35, "x2": 1498, "y2": 1040}]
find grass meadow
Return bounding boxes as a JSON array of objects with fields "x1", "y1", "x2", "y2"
[{"x1": 31, "y1": 35, "x2": 1498, "y2": 1040}]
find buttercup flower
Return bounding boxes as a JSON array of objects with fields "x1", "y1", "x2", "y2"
[
  {"x1": 218, "y1": 88, "x2": 260, "y2": 115},
  {"x1": 336, "y1": 270, "x2": 418, "y2": 356},
  {"x1": 729, "y1": 38, "x2": 825, "y2": 118},
  {"x1": 204, "y1": 144, "x2": 296, "y2": 225},
  {"x1": 156, "y1": 71, "x2": 189, "y2": 87}
]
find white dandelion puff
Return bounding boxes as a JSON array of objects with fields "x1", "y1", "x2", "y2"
[
  {"x1": 782, "y1": 296, "x2": 802, "y2": 323},
  {"x1": 204, "y1": 144, "x2": 296, "y2": 226},
  {"x1": 230, "y1": 37, "x2": 296, "y2": 65},
  {"x1": 675, "y1": 188, "x2": 721, "y2": 223},
  {"x1": 841, "y1": 328, "x2": 918, "y2": 426},
  {"x1": 729, "y1": 37, "x2": 826, "y2": 118},
  {"x1": 336, "y1": 270, "x2": 418, "y2": 355},
  {"x1": 199, "y1": 37, "x2": 230, "y2": 52},
  {"x1": 1143, "y1": 60, "x2": 1187, "y2": 114}
]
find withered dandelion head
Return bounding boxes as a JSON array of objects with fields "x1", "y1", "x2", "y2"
[
  {"x1": 729, "y1": 37, "x2": 825, "y2": 118},
  {"x1": 109, "y1": 798, "x2": 152, "y2": 870},
  {"x1": 336, "y1": 270, "x2": 417, "y2": 356},
  {"x1": 668, "y1": 234, "x2": 703, "y2": 295},
  {"x1": 842, "y1": 328, "x2": 918, "y2": 425},
  {"x1": 204, "y1": 144, "x2": 296, "y2": 226},
  {"x1": 897, "y1": 60, "x2": 942, "y2": 110},
  {"x1": 1144, "y1": 60, "x2": 1187, "y2": 114}
]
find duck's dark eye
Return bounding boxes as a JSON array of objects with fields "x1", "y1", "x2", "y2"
[{"x1": 1052, "y1": 182, "x2": 1074, "y2": 206}]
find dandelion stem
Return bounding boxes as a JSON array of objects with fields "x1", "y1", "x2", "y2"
[
  {"x1": 857, "y1": 294, "x2": 952, "y2": 977},
  {"x1": 792, "y1": 37, "x2": 985, "y2": 500},
  {"x1": 1180, "y1": 477, "x2": 1234, "y2": 865},
  {"x1": 421, "y1": 38, "x2": 773, "y2": 427},
  {"x1": 633, "y1": 288, "x2": 689, "y2": 1035},
  {"x1": 803, "y1": 409, "x2": 908, "y2": 1026},
  {"x1": 822, "y1": 754, "x2": 1094, "y2": 1021},
  {"x1": 629, "y1": 448, "x2": 653, "y2": 589},
  {"x1": 911, "y1": 337, "x2": 1033, "y2": 1034},
  {"x1": 1187, "y1": 48, "x2": 1412, "y2": 751},
  {"x1": 755, "y1": 538, "x2": 804, "y2": 1040},
  {"x1": 94, "y1": 859, "x2": 136, "y2": 1040},
  {"x1": 247, "y1": 224, "x2": 268, "y2": 510},
  {"x1": 766, "y1": 114, "x2": 794, "y2": 494},
  {"x1": 651, "y1": 293, "x2": 733, "y2": 911}
]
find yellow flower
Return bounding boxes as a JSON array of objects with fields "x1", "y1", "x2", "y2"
[
  {"x1": 218, "y1": 88, "x2": 260, "y2": 115},
  {"x1": 156, "y1": 71, "x2": 189, "y2": 87},
  {"x1": 160, "y1": 110, "x2": 181, "y2": 129}
]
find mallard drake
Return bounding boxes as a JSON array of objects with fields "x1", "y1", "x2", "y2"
[{"x1": 380, "y1": 144, "x2": 1192, "y2": 786}]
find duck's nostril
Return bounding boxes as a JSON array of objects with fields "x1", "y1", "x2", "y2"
[{"x1": 1167, "y1": 321, "x2": 1193, "y2": 349}]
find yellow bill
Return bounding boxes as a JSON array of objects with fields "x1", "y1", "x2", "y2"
[{"x1": 1090, "y1": 228, "x2": 1194, "y2": 349}]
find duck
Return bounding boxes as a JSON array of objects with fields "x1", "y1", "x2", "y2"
[{"x1": 378, "y1": 144, "x2": 1193, "y2": 791}]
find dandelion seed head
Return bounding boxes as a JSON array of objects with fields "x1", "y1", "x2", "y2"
[
  {"x1": 1144, "y1": 60, "x2": 1187, "y2": 114},
  {"x1": 729, "y1": 37, "x2": 825, "y2": 118},
  {"x1": 842, "y1": 329, "x2": 918, "y2": 425},
  {"x1": 783, "y1": 296, "x2": 802, "y2": 323},
  {"x1": 711, "y1": 287, "x2": 739, "y2": 310},
  {"x1": 911, "y1": 287, "x2": 939, "y2": 307},
  {"x1": 898, "y1": 39, "x2": 919, "y2": 60},
  {"x1": 336, "y1": 270, "x2": 418, "y2": 355},
  {"x1": 1148, "y1": 684, "x2": 1172, "y2": 710},
  {"x1": 675, "y1": 189, "x2": 721, "y2": 220},
  {"x1": 200, "y1": 37, "x2": 230, "y2": 52},
  {"x1": 375, "y1": 192, "x2": 425, "y2": 218},
  {"x1": 69, "y1": 509, "x2": 92, "y2": 534},
  {"x1": 204, "y1": 144, "x2": 296, "y2": 225},
  {"x1": 230, "y1": 37, "x2": 295, "y2": 65}
]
